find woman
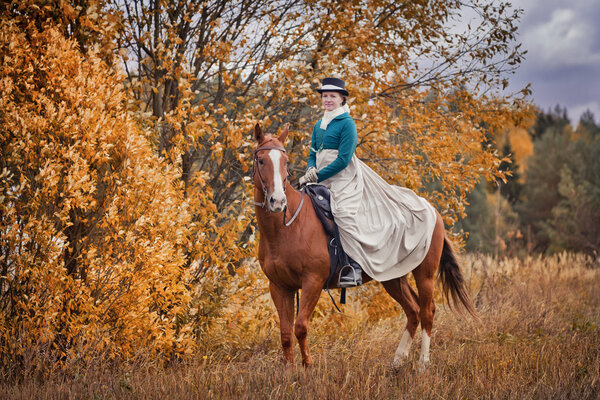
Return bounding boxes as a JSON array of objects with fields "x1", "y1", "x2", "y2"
[{"x1": 300, "y1": 77, "x2": 438, "y2": 288}]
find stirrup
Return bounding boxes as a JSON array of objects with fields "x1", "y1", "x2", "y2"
[{"x1": 338, "y1": 264, "x2": 362, "y2": 288}]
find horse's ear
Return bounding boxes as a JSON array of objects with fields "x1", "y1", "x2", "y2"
[
  {"x1": 278, "y1": 123, "x2": 289, "y2": 144},
  {"x1": 254, "y1": 123, "x2": 264, "y2": 143}
]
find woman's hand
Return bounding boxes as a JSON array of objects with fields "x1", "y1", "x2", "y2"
[{"x1": 299, "y1": 167, "x2": 318, "y2": 186}]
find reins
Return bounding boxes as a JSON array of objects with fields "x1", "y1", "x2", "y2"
[
  {"x1": 253, "y1": 144, "x2": 304, "y2": 227},
  {"x1": 283, "y1": 187, "x2": 305, "y2": 226}
]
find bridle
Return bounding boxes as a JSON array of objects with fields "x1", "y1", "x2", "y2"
[
  {"x1": 253, "y1": 145, "x2": 288, "y2": 197},
  {"x1": 252, "y1": 145, "x2": 305, "y2": 227}
]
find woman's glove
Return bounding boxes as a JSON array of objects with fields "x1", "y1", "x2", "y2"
[{"x1": 299, "y1": 167, "x2": 318, "y2": 186}]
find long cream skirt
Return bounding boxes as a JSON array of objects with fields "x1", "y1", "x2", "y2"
[{"x1": 316, "y1": 150, "x2": 437, "y2": 281}]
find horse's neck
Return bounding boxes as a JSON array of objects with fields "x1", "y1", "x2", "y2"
[{"x1": 255, "y1": 183, "x2": 302, "y2": 237}]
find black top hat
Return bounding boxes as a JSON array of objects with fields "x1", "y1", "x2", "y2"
[{"x1": 316, "y1": 77, "x2": 349, "y2": 96}]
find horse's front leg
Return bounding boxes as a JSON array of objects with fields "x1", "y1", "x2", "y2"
[
  {"x1": 269, "y1": 281, "x2": 296, "y2": 365},
  {"x1": 295, "y1": 275, "x2": 324, "y2": 367}
]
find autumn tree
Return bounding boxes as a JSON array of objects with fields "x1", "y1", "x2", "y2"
[
  {"x1": 546, "y1": 137, "x2": 600, "y2": 254},
  {"x1": 547, "y1": 112, "x2": 600, "y2": 254},
  {"x1": 110, "y1": 0, "x2": 529, "y2": 237},
  {"x1": 520, "y1": 113, "x2": 600, "y2": 255},
  {"x1": 465, "y1": 108, "x2": 600, "y2": 256},
  {"x1": 0, "y1": 21, "x2": 194, "y2": 363},
  {"x1": 513, "y1": 132, "x2": 564, "y2": 251},
  {"x1": 1, "y1": 0, "x2": 119, "y2": 59},
  {"x1": 454, "y1": 181, "x2": 522, "y2": 255}
]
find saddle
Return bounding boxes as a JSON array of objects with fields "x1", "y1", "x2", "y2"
[{"x1": 303, "y1": 184, "x2": 361, "y2": 300}]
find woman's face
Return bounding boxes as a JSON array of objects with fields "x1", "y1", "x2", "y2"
[{"x1": 321, "y1": 92, "x2": 344, "y2": 111}]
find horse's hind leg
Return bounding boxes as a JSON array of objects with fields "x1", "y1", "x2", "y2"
[
  {"x1": 382, "y1": 276, "x2": 420, "y2": 367},
  {"x1": 413, "y1": 265, "x2": 436, "y2": 365},
  {"x1": 269, "y1": 281, "x2": 296, "y2": 365},
  {"x1": 412, "y1": 212, "x2": 445, "y2": 365}
]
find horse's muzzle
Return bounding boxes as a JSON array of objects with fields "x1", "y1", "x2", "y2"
[{"x1": 268, "y1": 195, "x2": 287, "y2": 213}]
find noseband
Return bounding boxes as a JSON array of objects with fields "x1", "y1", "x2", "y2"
[{"x1": 252, "y1": 145, "x2": 305, "y2": 227}]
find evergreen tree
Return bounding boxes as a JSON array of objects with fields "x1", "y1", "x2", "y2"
[
  {"x1": 547, "y1": 138, "x2": 600, "y2": 254},
  {"x1": 518, "y1": 114, "x2": 600, "y2": 255},
  {"x1": 530, "y1": 105, "x2": 570, "y2": 139},
  {"x1": 517, "y1": 128, "x2": 572, "y2": 252},
  {"x1": 577, "y1": 109, "x2": 600, "y2": 138}
]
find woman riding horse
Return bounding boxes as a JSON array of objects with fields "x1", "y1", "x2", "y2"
[
  {"x1": 252, "y1": 78, "x2": 474, "y2": 368},
  {"x1": 299, "y1": 77, "x2": 438, "y2": 288}
]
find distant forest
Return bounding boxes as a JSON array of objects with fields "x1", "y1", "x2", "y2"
[{"x1": 456, "y1": 106, "x2": 600, "y2": 256}]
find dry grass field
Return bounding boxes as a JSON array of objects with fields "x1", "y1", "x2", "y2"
[{"x1": 2, "y1": 253, "x2": 599, "y2": 399}]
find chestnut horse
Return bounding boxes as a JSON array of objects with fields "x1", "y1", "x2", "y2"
[{"x1": 252, "y1": 123, "x2": 475, "y2": 367}]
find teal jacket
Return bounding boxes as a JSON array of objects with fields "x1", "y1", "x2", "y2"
[{"x1": 307, "y1": 113, "x2": 357, "y2": 182}]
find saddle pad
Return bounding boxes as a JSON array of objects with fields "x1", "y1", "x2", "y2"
[{"x1": 304, "y1": 184, "x2": 333, "y2": 220}]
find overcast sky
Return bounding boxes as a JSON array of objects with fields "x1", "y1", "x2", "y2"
[{"x1": 509, "y1": 0, "x2": 600, "y2": 125}]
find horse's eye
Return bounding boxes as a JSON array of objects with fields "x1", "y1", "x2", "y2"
[{"x1": 258, "y1": 159, "x2": 264, "y2": 165}]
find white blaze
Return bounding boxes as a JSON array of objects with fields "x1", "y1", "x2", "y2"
[{"x1": 268, "y1": 150, "x2": 286, "y2": 208}]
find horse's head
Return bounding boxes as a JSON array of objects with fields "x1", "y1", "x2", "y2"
[{"x1": 253, "y1": 123, "x2": 290, "y2": 213}]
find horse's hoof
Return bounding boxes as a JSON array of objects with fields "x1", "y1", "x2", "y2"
[
  {"x1": 390, "y1": 352, "x2": 409, "y2": 370},
  {"x1": 389, "y1": 358, "x2": 405, "y2": 371}
]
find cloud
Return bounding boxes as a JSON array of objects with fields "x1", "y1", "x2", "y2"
[
  {"x1": 509, "y1": 1, "x2": 600, "y2": 123},
  {"x1": 523, "y1": 8, "x2": 600, "y2": 68}
]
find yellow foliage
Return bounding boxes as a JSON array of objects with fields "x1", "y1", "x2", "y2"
[
  {"x1": 0, "y1": 22, "x2": 193, "y2": 361},
  {"x1": 496, "y1": 127, "x2": 534, "y2": 175},
  {"x1": 114, "y1": 0, "x2": 532, "y2": 231},
  {"x1": 2, "y1": 0, "x2": 119, "y2": 60}
]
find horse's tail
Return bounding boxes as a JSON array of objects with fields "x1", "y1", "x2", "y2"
[{"x1": 438, "y1": 237, "x2": 477, "y2": 317}]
